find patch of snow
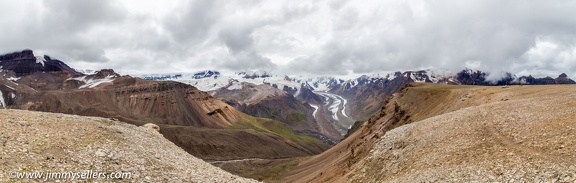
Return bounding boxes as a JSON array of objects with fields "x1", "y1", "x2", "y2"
[
  {"x1": 310, "y1": 104, "x2": 319, "y2": 119},
  {"x1": 425, "y1": 69, "x2": 439, "y2": 83},
  {"x1": 5, "y1": 85, "x2": 15, "y2": 90},
  {"x1": 315, "y1": 92, "x2": 341, "y2": 121},
  {"x1": 10, "y1": 92, "x2": 15, "y2": 99},
  {"x1": 7, "y1": 77, "x2": 20, "y2": 81},
  {"x1": 70, "y1": 75, "x2": 116, "y2": 89},
  {"x1": 335, "y1": 95, "x2": 349, "y2": 118},
  {"x1": 76, "y1": 69, "x2": 97, "y2": 75},
  {"x1": 0, "y1": 90, "x2": 5, "y2": 108},
  {"x1": 35, "y1": 55, "x2": 46, "y2": 67},
  {"x1": 67, "y1": 76, "x2": 87, "y2": 82},
  {"x1": 227, "y1": 81, "x2": 243, "y2": 90}
]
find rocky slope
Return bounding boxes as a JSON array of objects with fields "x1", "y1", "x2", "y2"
[
  {"x1": 349, "y1": 84, "x2": 576, "y2": 182},
  {"x1": 0, "y1": 109, "x2": 256, "y2": 182},
  {"x1": 280, "y1": 83, "x2": 576, "y2": 182}
]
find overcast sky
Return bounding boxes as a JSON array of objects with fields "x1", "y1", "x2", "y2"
[{"x1": 1, "y1": 0, "x2": 575, "y2": 77}]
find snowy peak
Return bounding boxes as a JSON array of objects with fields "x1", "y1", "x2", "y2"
[
  {"x1": 237, "y1": 71, "x2": 271, "y2": 79},
  {"x1": 0, "y1": 49, "x2": 82, "y2": 77},
  {"x1": 34, "y1": 55, "x2": 46, "y2": 67},
  {"x1": 66, "y1": 69, "x2": 119, "y2": 89},
  {"x1": 193, "y1": 70, "x2": 220, "y2": 79},
  {"x1": 139, "y1": 68, "x2": 576, "y2": 99}
]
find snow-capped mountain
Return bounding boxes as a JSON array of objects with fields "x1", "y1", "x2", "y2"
[
  {"x1": 138, "y1": 70, "x2": 350, "y2": 94},
  {"x1": 192, "y1": 70, "x2": 220, "y2": 79}
]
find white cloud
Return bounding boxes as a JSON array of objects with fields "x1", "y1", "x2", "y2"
[{"x1": 0, "y1": 0, "x2": 575, "y2": 78}]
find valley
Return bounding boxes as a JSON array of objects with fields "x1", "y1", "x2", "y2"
[{"x1": 313, "y1": 91, "x2": 354, "y2": 136}]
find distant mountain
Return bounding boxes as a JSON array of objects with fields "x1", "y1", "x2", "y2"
[
  {"x1": 193, "y1": 70, "x2": 220, "y2": 79},
  {"x1": 139, "y1": 68, "x2": 576, "y2": 129},
  {"x1": 0, "y1": 49, "x2": 82, "y2": 77}
]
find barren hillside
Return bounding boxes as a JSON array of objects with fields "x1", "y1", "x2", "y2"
[
  {"x1": 280, "y1": 83, "x2": 576, "y2": 182},
  {"x1": 0, "y1": 109, "x2": 257, "y2": 182}
]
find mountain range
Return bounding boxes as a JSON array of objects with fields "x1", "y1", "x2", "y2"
[
  {"x1": 140, "y1": 67, "x2": 575, "y2": 140},
  {"x1": 3, "y1": 49, "x2": 576, "y2": 181},
  {"x1": 0, "y1": 50, "x2": 329, "y2": 163}
]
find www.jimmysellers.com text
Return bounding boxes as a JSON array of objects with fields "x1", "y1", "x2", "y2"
[{"x1": 8, "y1": 170, "x2": 132, "y2": 181}]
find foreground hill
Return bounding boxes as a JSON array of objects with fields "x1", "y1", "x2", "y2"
[
  {"x1": 280, "y1": 83, "x2": 576, "y2": 182},
  {"x1": 0, "y1": 109, "x2": 256, "y2": 182}
]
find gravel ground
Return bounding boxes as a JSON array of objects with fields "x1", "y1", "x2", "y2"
[
  {"x1": 0, "y1": 109, "x2": 258, "y2": 182},
  {"x1": 349, "y1": 86, "x2": 576, "y2": 182}
]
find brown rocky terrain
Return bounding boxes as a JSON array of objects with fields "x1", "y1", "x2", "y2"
[
  {"x1": 0, "y1": 109, "x2": 257, "y2": 182},
  {"x1": 278, "y1": 83, "x2": 576, "y2": 182}
]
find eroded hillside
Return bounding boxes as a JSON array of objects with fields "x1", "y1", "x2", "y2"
[{"x1": 280, "y1": 83, "x2": 576, "y2": 182}]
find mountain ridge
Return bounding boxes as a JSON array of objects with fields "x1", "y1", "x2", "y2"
[{"x1": 0, "y1": 49, "x2": 328, "y2": 163}]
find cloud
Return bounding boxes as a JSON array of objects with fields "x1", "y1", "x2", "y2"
[
  {"x1": 0, "y1": 0, "x2": 575, "y2": 77},
  {"x1": 283, "y1": 0, "x2": 576, "y2": 78},
  {"x1": 164, "y1": 0, "x2": 219, "y2": 44}
]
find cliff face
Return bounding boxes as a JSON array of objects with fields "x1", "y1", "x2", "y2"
[{"x1": 16, "y1": 77, "x2": 242, "y2": 128}]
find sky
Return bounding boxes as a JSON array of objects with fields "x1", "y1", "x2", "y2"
[{"x1": 1, "y1": 0, "x2": 576, "y2": 78}]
